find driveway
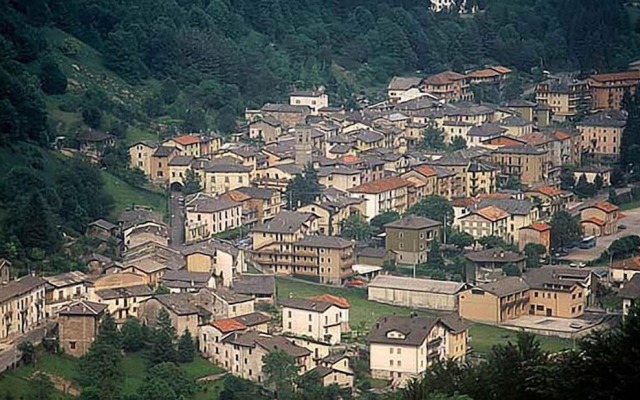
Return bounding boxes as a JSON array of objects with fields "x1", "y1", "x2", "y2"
[
  {"x1": 564, "y1": 207, "x2": 640, "y2": 262},
  {"x1": 169, "y1": 191, "x2": 185, "y2": 248}
]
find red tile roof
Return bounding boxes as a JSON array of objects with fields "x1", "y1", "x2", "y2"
[
  {"x1": 491, "y1": 66, "x2": 513, "y2": 74},
  {"x1": 477, "y1": 193, "x2": 513, "y2": 200},
  {"x1": 213, "y1": 318, "x2": 247, "y2": 333},
  {"x1": 172, "y1": 135, "x2": 201, "y2": 146},
  {"x1": 536, "y1": 186, "x2": 564, "y2": 197},
  {"x1": 424, "y1": 71, "x2": 466, "y2": 85},
  {"x1": 552, "y1": 130, "x2": 571, "y2": 141},
  {"x1": 525, "y1": 222, "x2": 551, "y2": 232},
  {"x1": 452, "y1": 198, "x2": 476, "y2": 208},
  {"x1": 414, "y1": 165, "x2": 438, "y2": 177},
  {"x1": 474, "y1": 206, "x2": 509, "y2": 222},
  {"x1": 611, "y1": 256, "x2": 640, "y2": 271},
  {"x1": 590, "y1": 71, "x2": 640, "y2": 83},
  {"x1": 467, "y1": 69, "x2": 501, "y2": 79},
  {"x1": 592, "y1": 201, "x2": 619, "y2": 213},
  {"x1": 581, "y1": 217, "x2": 605, "y2": 226},
  {"x1": 308, "y1": 294, "x2": 350, "y2": 309},
  {"x1": 349, "y1": 177, "x2": 413, "y2": 194}
]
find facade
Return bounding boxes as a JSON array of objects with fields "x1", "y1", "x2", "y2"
[
  {"x1": 464, "y1": 248, "x2": 526, "y2": 284},
  {"x1": 518, "y1": 222, "x2": 551, "y2": 253},
  {"x1": 576, "y1": 110, "x2": 626, "y2": 160},
  {"x1": 248, "y1": 116, "x2": 282, "y2": 144},
  {"x1": 368, "y1": 275, "x2": 469, "y2": 312},
  {"x1": 457, "y1": 206, "x2": 509, "y2": 242},
  {"x1": 580, "y1": 201, "x2": 619, "y2": 237},
  {"x1": 0, "y1": 258, "x2": 10, "y2": 284},
  {"x1": 610, "y1": 256, "x2": 640, "y2": 285},
  {"x1": 281, "y1": 298, "x2": 348, "y2": 345},
  {"x1": 58, "y1": 300, "x2": 107, "y2": 357},
  {"x1": 212, "y1": 288, "x2": 255, "y2": 319},
  {"x1": 227, "y1": 186, "x2": 283, "y2": 225},
  {"x1": 619, "y1": 274, "x2": 640, "y2": 318},
  {"x1": 182, "y1": 240, "x2": 245, "y2": 287},
  {"x1": 203, "y1": 163, "x2": 253, "y2": 195},
  {"x1": 128, "y1": 141, "x2": 157, "y2": 177},
  {"x1": 387, "y1": 77, "x2": 423, "y2": 103},
  {"x1": 139, "y1": 294, "x2": 201, "y2": 336},
  {"x1": 490, "y1": 145, "x2": 548, "y2": 187},
  {"x1": 535, "y1": 75, "x2": 590, "y2": 121},
  {"x1": 184, "y1": 192, "x2": 243, "y2": 242},
  {"x1": 588, "y1": 71, "x2": 640, "y2": 110},
  {"x1": 458, "y1": 277, "x2": 529, "y2": 323},
  {"x1": 0, "y1": 276, "x2": 46, "y2": 341},
  {"x1": 290, "y1": 88, "x2": 329, "y2": 114},
  {"x1": 421, "y1": 71, "x2": 472, "y2": 102},
  {"x1": 384, "y1": 215, "x2": 441, "y2": 265},
  {"x1": 348, "y1": 177, "x2": 414, "y2": 220},
  {"x1": 43, "y1": 271, "x2": 89, "y2": 318},
  {"x1": 150, "y1": 146, "x2": 179, "y2": 184},
  {"x1": 368, "y1": 315, "x2": 468, "y2": 382},
  {"x1": 466, "y1": 161, "x2": 498, "y2": 197}
]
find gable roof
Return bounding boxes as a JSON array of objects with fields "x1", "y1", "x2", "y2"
[
  {"x1": 280, "y1": 298, "x2": 335, "y2": 313},
  {"x1": 475, "y1": 199, "x2": 533, "y2": 216},
  {"x1": 368, "y1": 315, "x2": 438, "y2": 346},
  {"x1": 473, "y1": 205, "x2": 510, "y2": 222},
  {"x1": 465, "y1": 248, "x2": 525, "y2": 263},
  {"x1": 348, "y1": 177, "x2": 412, "y2": 194},
  {"x1": 424, "y1": 70, "x2": 466, "y2": 85},
  {"x1": 59, "y1": 300, "x2": 107, "y2": 316},
  {"x1": 233, "y1": 274, "x2": 276, "y2": 296},
  {"x1": 0, "y1": 276, "x2": 46, "y2": 303},
  {"x1": 307, "y1": 294, "x2": 350, "y2": 309},
  {"x1": 369, "y1": 275, "x2": 468, "y2": 295},
  {"x1": 295, "y1": 235, "x2": 353, "y2": 249},
  {"x1": 251, "y1": 211, "x2": 315, "y2": 234},
  {"x1": 170, "y1": 135, "x2": 201, "y2": 146},
  {"x1": 384, "y1": 214, "x2": 441, "y2": 230},
  {"x1": 619, "y1": 274, "x2": 640, "y2": 299},
  {"x1": 477, "y1": 276, "x2": 529, "y2": 297},
  {"x1": 388, "y1": 76, "x2": 423, "y2": 91}
]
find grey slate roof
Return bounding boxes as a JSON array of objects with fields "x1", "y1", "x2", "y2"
[
  {"x1": 0, "y1": 276, "x2": 46, "y2": 303},
  {"x1": 58, "y1": 300, "x2": 107, "y2": 316},
  {"x1": 95, "y1": 285, "x2": 153, "y2": 300},
  {"x1": 477, "y1": 277, "x2": 529, "y2": 297},
  {"x1": 578, "y1": 110, "x2": 627, "y2": 127},
  {"x1": 234, "y1": 186, "x2": 276, "y2": 200},
  {"x1": 224, "y1": 331, "x2": 311, "y2": 357},
  {"x1": 168, "y1": 155, "x2": 194, "y2": 167},
  {"x1": 354, "y1": 130, "x2": 385, "y2": 144},
  {"x1": 384, "y1": 214, "x2": 441, "y2": 230},
  {"x1": 295, "y1": 235, "x2": 353, "y2": 249},
  {"x1": 233, "y1": 274, "x2": 276, "y2": 296},
  {"x1": 280, "y1": 298, "x2": 335, "y2": 313},
  {"x1": 475, "y1": 199, "x2": 533, "y2": 216},
  {"x1": 368, "y1": 315, "x2": 438, "y2": 346},
  {"x1": 153, "y1": 146, "x2": 177, "y2": 157},
  {"x1": 251, "y1": 211, "x2": 315, "y2": 234},
  {"x1": 153, "y1": 293, "x2": 201, "y2": 315},
  {"x1": 388, "y1": 76, "x2": 423, "y2": 91},
  {"x1": 465, "y1": 248, "x2": 525, "y2": 263},
  {"x1": 494, "y1": 144, "x2": 547, "y2": 155},
  {"x1": 369, "y1": 275, "x2": 468, "y2": 295},
  {"x1": 235, "y1": 312, "x2": 271, "y2": 327},
  {"x1": 500, "y1": 115, "x2": 530, "y2": 126},
  {"x1": 619, "y1": 274, "x2": 640, "y2": 299},
  {"x1": 467, "y1": 160, "x2": 498, "y2": 173},
  {"x1": 185, "y1": 193, "x2": 240, "y2": 213},
  {"x1": 262, "y1": 103, "x2": 311, "y2": 113},
  {"x1": 204, "y1": 163, "x2": 252, "y2": 173},
  {"x1": 89, "y1": 219, "x2": 117, "y2": 231},
  {"x1": 468, "y1": 123, "x2": 507, "y2": 137},
  {"x1": 523, "y1": 268, "x2": 582, "y2": 292},
  {"x1": 214, "y1": 287, "x2": 253, "y2": 305}
]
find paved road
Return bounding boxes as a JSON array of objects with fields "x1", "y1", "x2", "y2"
[
  {"x1": 564, "y1": 207, "x2": 640, "y2": 262},
  {"x1": 0, "y1": 325, "x2": 47, "y2": 372},
  {"x1": 169, "y1": 191, "x2": 185, "y2": 248}
]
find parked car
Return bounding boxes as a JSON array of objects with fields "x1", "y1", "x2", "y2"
[{"x1": 618, "y1": 224, "x2": 627, "y2": 230}]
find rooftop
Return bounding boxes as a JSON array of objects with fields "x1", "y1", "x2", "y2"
[
  {"x1": 233, "y1": 274, "x2": 276, "y2": 296},
  {"x1": 619, "y1": 274, "x2": 640, "y2": 299},
  {"x1": 348, "y1": 177, "x2": 412, "y2": 194},
  {"x1": 423, "y1": 70, "x2": 466, "y2": 85},
  {"x1": 368, "y1": 315, "x2": 438, "y2": 346},
  {"x1": 384, "y1": 214, "x2": 441, "y2": 230},
  {"x1": 44, "y1": 271, "x2": 88, "y2": 288},
  {"x1": 465, "y1": 248, "x2": 525, "y2": 263},
  {"x1": 473, "y1": 205, "x2": 510, "y2": 222},
  {"x1": 307, "y1": 294, "x2": 350, "y2": 309},
  {"x1": 0, "y1": 276, "x2": 46, "y2": 303},
  {"x1": 388, "y1": 76, "x2": 423, "y2": 91},
  {"x1": 295, "y1": 235, "x2": 353, "y2": 249},
  {"x1": 280, "y1": 298, "x2": 335, "y2": 313},
  {"x1": 369, "y1": 275, "x2": 468, "y2": 295},
  {"x1": 185, "y1": 192, "x2": 241, "y2": 213},
  {"x1": 251, "y1": 211, "x2": 315, "y2": 234},
  {"x1": 58, "y1": 300, "x2": 107, "y2": 317},
  {"x1": 477, "y1": 276, "x2": 529, "y2": 297}
]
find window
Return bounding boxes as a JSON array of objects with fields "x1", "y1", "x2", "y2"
[
  {"x1": 288, "y1": 311, "x2": 292, "y2": 318},
  {"x1": 390, "y1": 360, "x2": 394, "y2": 366},
  {"x1": 397, "y1": 348, "x2": 401, "y2": 354},
  {"x1": 308, "y1": 314, "x2": 312, "y2": 321},
  {"x1": 70, "y1": 342, "x2": 76, "y2": 349},
  {"x1": 397, "y1": 360, "x2": 402, "y2": 367},
  {"x1": 308, "y1": 325, "x2": 312, "y2": 332},
  {"x1": 398, "y1": 232, "x2": 404, "y2": 239},
  {"x1": 534, "y1": 292, "x2": 539, "y2": 298},
  {"x1": 571, "y1": 306, "x2": 576, "y2": 313},
  {"x1": 536, "y1": 305, "x2": 544, "y2": 311}
]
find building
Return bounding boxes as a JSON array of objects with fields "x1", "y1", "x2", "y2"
[
  {"x1": 467, "y1": 66, "x2": 512, "y2": 85},
  {"x1": 490, "y1": 145, "x2": 548, "y2": 187},
  {"x1": 290, "y1": 235, "x2": 355, "y2": 285},
  {"x1": 87, "y1": 273, "x2": 154, "y2": 323},
  {"x1": 535, "y1": 74, "x2": 590, "y2": 121},
  {"x1": 58, "y1": 300, "x2": 107, "y2": 357},
  {"x1": 421, "y1": 71, "x2": 472, "y2": 102},
  {"x1": 473, "y1": 198, "x2": 538, "y2": 245},
  {"x1": 576, "y1": 110, "x2": 626, "y2": 161},
  {"x1": 43, "y1": 271, "x2": 89, "y2": 317},
  {"x1": 384, "y1": 215, "x2": 441, "y2": 265},
  {"x1": 139, "y1": 293, "x2": 204, "y2": 336},
  {"x1": 610, "y1": 256, "x2": 640, "y2": 285},
  {"x1": 248, "y1": 116, "x2": 283, "y2": 144},
  {"x1": 226, "y1": 186, "x2": 283, "y2": 226},
  {"x1": 199, "y1": 312, "x2": 271, "y2": 356},
  {"x1": 368, "y1": 315, "x2": 469, "y2": 382},
  {"x1": 524, "y1": 268, "x2": 586, "y2": 319},
  {"x1": 368, "y1": 275, "x2": 469, "y2": 312},
  {"x1": 308, "y1": 353, "x2": 354, "y2": 389},
  {"x1": 0, "y1": 259, "x2": 10, "y2": 283},
  {"x1": 184, "y1": 192, "x2": 243, "y2": 241},
  {"x1": 0, "y1": 276, "x2": 46, "y2": 341},
  {"x1": 150, "y1": 145, "x2": 179, "y2": 184},
  {"x1": 458, "y1": 277, "x2": 530, "y2": 323},
  {"x1": 466, "y1": 161, "x2": 498, "y2": 197},
  {"x1": 161, "y1": 270, "x2": 215, "y2": 293},
  {"x1": 619, "y1": 274, "x2": 640, "y2": 318},
  {"x1": 181, "y1": 240, "x2": 245, "y2": 287},
  {"x1": 518, "y1": 222, "x2": 551, "y2": 253},
  {"x1": 387, "y1": 77, "x2": 423, "y2": 103},
  {"x1": 233, "y1": 274, "x2": 276, "y2": 303},
  {"x1": 128, "y1": 140, "x2": 157, "y2": 177},
  {"x1": 203, "y1": 163, "x2": 253, "y2": 195},
  {"x1": 257, "y1": 103, "x2": 312, "y2": 128},
  {"x1": 588, "y1": 71, "x2": 640, "y2": 110},
  {"x1": 348, "y1": 177, "x2": 414, "y2": 220},
  {"x1": 290, "y1": 88, "x2": 329, "y2": 114},
  {"x1": 464, "y1": 248, "x2": 526, "y2": 284},
  {"x1": 573, "y1": 165, "x2": 612, "y2": 188},
  {"x1": 281, "y1": 298, "x2": 348, "y2": 345},
  {"x1": 457, "y1": 205, "x2": 509, "y2": 242},
  {"x1": 580, "y1": 201, "x2": 619, "y2": 237}
]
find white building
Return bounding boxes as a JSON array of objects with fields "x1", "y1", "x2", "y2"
[
  {"x1": 289, "y1": 88, "x2": 328, "y2": 114},
  {"x1": 281, "y1": 298, "x2": 348, "y2": 345}
]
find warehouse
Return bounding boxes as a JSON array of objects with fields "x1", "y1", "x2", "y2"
[{"x1": 367, "y1": 275, "x2": 470, "y2": 311}]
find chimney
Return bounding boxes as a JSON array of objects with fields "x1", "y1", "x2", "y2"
[{"x1": 500, "y1": 250, "x2": 505, "y2": 258}]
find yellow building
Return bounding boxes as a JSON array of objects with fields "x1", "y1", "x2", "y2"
[
  {"x1": 0, "y1": 276, "x2": 46, "y2": 341},
  {"x1": 576, "y1": 110, "x2": 626, "y2": 161},
  {"x1": 458, "y1": 277, "x2": 530, "y2": 324},
  {"x1": 535, "y1": 75, "x2": 590, "y2": 121},
  {"x1": 490, "y1": 145, "x2": 548, "y2": 187},
  {"x1": 580, "y1": 201, "x2": 619, "y2": 237},
  {"x1": 457, "y1": 206, "x2": 509, "y2": 241},
  {"x1": 184, "y1": 192, "x2": 243, "y2": 242},
  {"x1": 203, "y1": 163, "x2": 252, "y2": 195},
  {"x1": 128, "y1": 140, "x2": 157, "y2": 177},
  {"x1": 466, "y1": 161, "x2": 498, "y2": 197}
]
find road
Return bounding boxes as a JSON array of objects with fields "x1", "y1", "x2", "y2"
[
  {"x1": 0, "y1": 325, "x2": 47, "y2": 372},
  {"x1": 169, "y1": 191, "x2": 185, "y2": 248},
  {"x1": 563, "y1": 207, "x2": 640, "y2": 262}
]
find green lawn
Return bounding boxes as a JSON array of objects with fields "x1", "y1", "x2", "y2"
[
  {"x1": 37, "y1": 353, "x2": 78, "y2": 381},
  {"x1": 182, "y1": 356, "x2": 225, "y2": 380},
  {"x1": 122, "y1": 353, "x2": 147, "y2": 395},
  {"x1": 194, "y1": 378, "x2": 226, "y2": 400},
  {"x1": 276, "y1": 277, "x2": 573, "y2": 355},
  {"x1": 101, "y1": 170, "x2": 166, "y2": 215}
]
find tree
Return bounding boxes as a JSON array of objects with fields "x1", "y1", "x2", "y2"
[
  {"x1": 39, "y1": 57, "x2": 67, "y2": 95},
  {"x1": 419, "y1": 123, "x2": 446, "y2": 151},
  {"x1": 450, "y1": 136, "x2": 467, "y2": 151},
  {"x1": 340, "y1": 214, "x2": 372, "y2": 241},
  {"x1": 285, "y1": 163, "x2": 321, "y2": 210},
  {"x1": 17, "y1": 341, "x2": 35, "y2": 365},
  {"x1": 449, "y1": 231, "x2": 474, "y2": 249},
  {"x1": 621, "y1": 91, "x2": 640, "y2": 171},
  {"x1": 120, "y1": 317, "x2": 145, "y2": 353},
  {"x1": 78, "y1": 341, "x2": 124, "y2": 400},
  {"x1": 550, "y1": 211, "x2": 582, "y2": 250},
  {"x1": 524, "y1": 243, "x2": 546, "y2": 269},
  {"x1": 427, "y1": 239, "x2": 445, "y2": 270},
  {"x1": 502, "y1": 263, "x2": 521, "y2": 277},
  {"x1": 559, "y1": 168, "x2": 576, "y2": 190},
  {"x1": 139, "y1": 362, "x2": 194, "y2": 400},
  {"x1": 607, "y1": 235, "x2": 640, "y2": 260},
  {"x1": 182, "y1": 169, "x2": 202, "y2": 196},
  {"x1": 262, "y1": 350, "x2": 299, "y2": 399},
  {"x1": 370, "y1": 211, "x2": 400, "y2": 234},
  {"x1": 32, "y1": 372, "x2": 55, "y2": 400},
  {"x1": 177, "y1": 329, "x2": 196, "y2": 363},
  {"x1": 407, "y1": 196, "x2": 453, "y2": 226},
  {"x1": 219, "y1": 375, "x2": 265, "y2": 400},
  {"x1": 574, "y1": 174, "x2": 595, "y2": 198},
  {"x1": 97, "y1": 312, "x2": 120, "y2": 349},
  {"x1": 478, "y1": 235, "x2": 517, "y2": 252},
  {"x1": 149, "y1": 308, "x2": 177, "y2": 365},
  {"x1": 594, "y1": 174, "x2": 604, "y2": 192},
  {"x1": 81, "y1": 107, "x2": 102, "y2": 129},
  {"x1": 500, "y1": 176, "x2": 521, "y2": 191}
]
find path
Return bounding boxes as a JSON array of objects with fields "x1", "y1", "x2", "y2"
[
  {"x1": 169, "y1": 191, "x2": 185, "y2": 248},
  {"x1": 196, "y1": 372, "x2": 228, "y2": 382}
]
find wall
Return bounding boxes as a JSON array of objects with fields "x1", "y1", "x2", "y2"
[
  {"x1": 368, "y1": 287, "x2": 458, "y2": 311},
  {"x1": 59, "y1": 314, "x2": 98, "y2": 357},
  {"x1": 458, "y1": 289, "x2": 500, "y2": 323},
  {"x1": 370, "y1": 342, "x2": 424, "y2": 380}
]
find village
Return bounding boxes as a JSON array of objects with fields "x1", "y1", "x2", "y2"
[{"x1": 3, "y1": 47, "x2": 640, "y2": 396}]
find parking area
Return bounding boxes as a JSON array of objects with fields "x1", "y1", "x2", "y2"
[
  {"x1": 562, "y1": 206, "x2": 640, "y2": 262},
  {"x1": 502, "y1": 313, "x2": 607, "y2": 338}
]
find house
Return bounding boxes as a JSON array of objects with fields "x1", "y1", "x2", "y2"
[
  {"x1": 466, "y1": 161, "x2": 498, "y2": 197},
  {"x1": 184, "y1": 192, "x2": 243, "y2": 242},
  {"x1": 401, "y1": 165, "x2": 438, "y2": 198},
  {"x1": 355, "y1": 247, "x2": 395, "y2": 267},
  {"x1": 535, "y1": 74, "x2": 590, "y2": 121},
  {"x1": 580, "y1": 201, "x2": 619, "y2": 237},
  {"x1": 199, "y1": 312, "x2": 271, "y2": 356},
  {"x1": 87, "y1": 273, "x2": 153, "y2": 323},
  {"x1": 150, "y1": 145, "x2": 179, "y2": 184},
  {"x1": 464, "y1": 248, "x2": 526, "y2": 284},
  {"x1": 43, "y1": 271, "x2": 89, "y2": 317},
  {"x1": 458, "y1": 277, "x2": 530, "y2": 323},
  {"x1": 317, "y1": 166, "x2": 362, "y2": 192},
  {"x1": 573, "y1": 165, "x2": 612, "y2": 188},
  {"x1": 281, "y1": 297, "x2": 348, "y2": 345},
  {"x1": 258, "y1": 103, "x2": 312, "y2": 128},
  {"x1": 161, "y1": 270, "x2": 216, "y2": 293},
  {"x1": 421, "y1": 71, "x2": 472, "y2": 102},
  {"x1": 139, "y1": 293, "x2": 205, "y2": 335},
  {"x1": 203, "y1": 162, "x2": 253, "y2": 195},
  {"x1": 233, "y1": 274, "x2": 276, "y2": 303},
  {"x1": 58, "y1": 300, "x2": 107, "y2": 357},
  {"x1": 384, "y1": 215, "x2": 441, "y2": 265},
  {"x1": 467, "y1": 66, "x2": 512, "y2": 85},
  {"x1": 348, "y1": 177, "x2": 414, "y2": 220},
  {"x1": 128, "y1": 140, "x2": 157, "y2": 177},
  {"x1": 213, "y1": 331, "x2": 313, "y2": 383},
  {"x1": 519, "y1": 222, "x2": 551, "y2": 253},
  {"x1": 77, "y1": 129, "x2": 115, "y2": 158},
  {"x1": 163, "y1": 134, "x2": 219, "y2": 158},
  {"x1": 368, "y1": 275, "x2": 469, "y2": 311},
  {"x1": 387, "y1": 77, "x2": 424, "y2": 103},
  {"x1": 298, "y1": 189, "x2": 365, "y2": 235},
  {"x1": 576, "y1": 110, "x2": 626, "y2": 161},
  {"x1": 306, "y1": 364, "x2": 354, "y2": 389},
  {"x1": 524, "y1": 186, "x2": 573, "y2": 217},
  {"x1": 610, "y1": 256, "x2": 640, "y2": 285},
  {"x1": 499, "y1": 115, "x2": 534, "y2": 137},
  {"x1": 588, "y1": 71, "x2": 640, "y2": 110},
  {"x1": 490, "y1": 145, "x2": 549, "y2": 187},
  {"x1": 524, "y1": 268, "x2": 586, "y2": 319},
  {"x1": 212, "y1": 287, "x2": 255, "y2": 319},
  {"x1": 0, "y1": 276, "x2": 46, "y2": 341},
  {"x1": 289, "y1": 235, "x2": 356, "y2": 285},
  {"x1": 226, "y1": 186, "x2": 282, "y2": 226},
  {"x1": 249, "y1": 116, "x2": 283, "y2": 144},
  {"x1": 0, "y1": 259, "x2": 10, "y2": 284},
  {"x1": 619, "y1": 274, "x2": 640, "y2": 318},
  {"x1": 368, "y1": 315, "x2": 469, "y2": 382},
  {"x1": 290, "y1": 88, "x2": 329, "y2": 114},
  {"x1": 307, "y1": 295, "x2": 351, "y2": 332},
  {"x1": 457, "y1": 206, "x2": 509, "y2": 242},
  {"x1": 181, "y1": 239, "x2": 245, "y2": 287},
  {"x1": 473, "y1": 198, "x2": 538, "y2": 245},
  {"x1": 123, "y1": 258, "x2": 168, "y2": 286}
]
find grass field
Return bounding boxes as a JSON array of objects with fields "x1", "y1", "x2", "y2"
[
  {"x1": 101, "y1": 170, "x2": 167, "y2": 215},
  {"x1": 276, "y1": 277, "x2": 573, "y2": 355}
]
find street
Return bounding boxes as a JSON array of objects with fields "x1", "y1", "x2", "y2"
[
  {"x1": 564, "y1": 207, "x2": 640, "y2": 262},
  {"x1": 169, "y1": 191, "x2": 185, "y2": 248}
]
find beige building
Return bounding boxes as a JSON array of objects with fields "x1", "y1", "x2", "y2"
[
  {"x1": 619, "y1": 274, "x2": 640, "y2": 318},
  {"x1": 249, "y1": 116, "x2": 283, "y2": 144},
  {"x1": 298, "y1": 192, "x2": 365, "y2": 236},
  {"x1": 288, "y1": 235, "x2": 356, "y2": 285},
  {"x1": 387, "y1": 77, "x2": 423, "y2": 103},
  {"x1": 458, "y1": 277, "x2": 530, "y2": 324},
  {"x1": 349, "y1": 177, "x2": 414, "y2": 220},
  {"x1": 87, "y1": 273, "x2": 153, "y2": 323},
  {"x1": 368, "y1": 275, "x2": 469, "y2": 312},
  {"x1": 576, "y1": 110, "x2": 626, "y2": 160},
  {"x1": 43, "y1": 271, "x2": 89, "y2": 318},
  {"x1": 184, "y1": 192, "x2": 243, "y2": 242},
  {"x1": 212, "y1": 288, "x2": 255, "y2": 319},
  {"x1": 580, "y1": 201, "x2": 619, "y2": 237},
  {"x1": 281, "y1": 298, "x2": 348, "y2": 345},
  {"x1": 368, "y1": 315, "x2": 469, "y2": 382},
  {"x1": 128, "y1": 140, "x2": 157, "y2": 177},
  {"x1": 588, "y1": 71, "x2": 640, "y2": 111},
  {"x1": 466, "y1": 161, "x2": 498, "y2": 197},
  {"x1": 421, "y1": 71, "x2": 472, "y2": 102},
  {"x1": 490, "y1": 145, "x2": 548, "y2": 187},
  {"x1": 182, "y1": 240, "x2": 245, "y2": 287},
  {"x1": 535, "y1": 75, "x2": 590, "y2": 121},
  {"x1": 317, "y1": 166, "x2": 362, "y2": 192},
  {"x1": 58, "y1": 300, "x2": 107, "y2": 357},
  {"x1": 139, "y1": 293, "x2": 202, "y2": 336},
  {"x1": 150, "y1": 145, "x2": 179, "y2": 184},
  {"x1": 457, "y1": 205, "x2": 509, "y2": 242},
  {"x1": 225, "y1": 186, "x2": 283, "y2": 226},
  {"x1": 290, "y1": 88, "x2": 329, "y2": 114},
  {"x1": 384, "y1": 215, "x2": 441, "y2": 266},
  {"x1": 0, "y1": 276, "x2": 46, "y2": 341},
  {"x1": 610, "y1": 256, "x2": 640, "y2": 285},
  {"x1": 0, "y1": 259, "x2": 10, "y2": 284},
  {"x1": 203, "y1": 163, "x2": 253, "y2": 195}
]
